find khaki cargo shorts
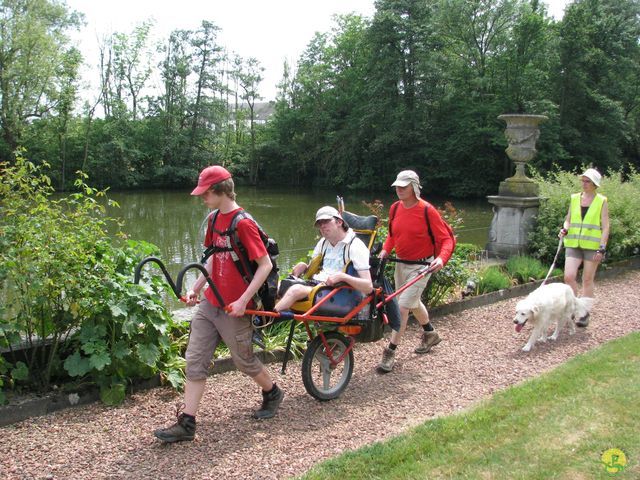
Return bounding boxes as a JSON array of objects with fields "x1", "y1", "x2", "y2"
[
  {"x1": 394, "y1": 259, "x2": 433, "y2": 309},
  {"x1": 565, "y1": 247, "x2": 598, "y2": 262},
  {"x1": 185, "y1": 299, "x2": 263, "y2": 380}
]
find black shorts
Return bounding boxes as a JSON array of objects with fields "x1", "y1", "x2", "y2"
[{"x1": 277, "y1": 275, "x2": 320, "y2": 297}]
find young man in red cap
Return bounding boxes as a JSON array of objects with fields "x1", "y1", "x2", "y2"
[
  {"x1": 154, "y1": 165, "x2": 284, "y2": 443},
  {"x1": 377, "y1": 170, "x2": 454, "y2": 373}
]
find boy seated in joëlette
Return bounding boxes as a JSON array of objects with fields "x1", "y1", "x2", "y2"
[{"x1": 273, "y1": 206, "x2": 372, "y2": 313}]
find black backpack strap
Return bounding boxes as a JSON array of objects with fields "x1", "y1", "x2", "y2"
[
  {"x1": 201, "y1": 210, "x2": 234, "y2": 263},
  {"x1": 227, "y1": 209, "x2": 255, "y2": 284},
  {"x1": 202, "y1": 209, "x2": 253, "y2": 283},
  {"x1": 422, "y1": 201, "x2": 436, "y2": 247}
]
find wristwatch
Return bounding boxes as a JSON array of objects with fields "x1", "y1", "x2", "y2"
[{"x1": 597, "y1": 244, "x2": 606, "y2": 255}]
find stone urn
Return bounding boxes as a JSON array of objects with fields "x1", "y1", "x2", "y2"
[{"x1": 497, "y1": 114, "x2": 548, "y2": 197}]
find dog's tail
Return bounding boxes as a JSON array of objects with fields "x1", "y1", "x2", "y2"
[{"x1": 576, "y1": 296, "x2": 594, "y2": 318}]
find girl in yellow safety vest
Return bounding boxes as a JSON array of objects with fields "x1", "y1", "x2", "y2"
[{"x1": 558, "y1": 168, "x2": 610, "y2": 327}]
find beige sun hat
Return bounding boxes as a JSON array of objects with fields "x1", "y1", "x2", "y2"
[{"x1": 391, "y1": 170, "x2": 421, "y2": 197}]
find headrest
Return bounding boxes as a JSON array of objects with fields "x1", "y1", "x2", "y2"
[{"x1": 341, "y1": 211, "x2": 378, "y2": 231}]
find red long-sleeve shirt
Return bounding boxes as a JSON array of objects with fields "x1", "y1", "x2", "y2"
[{"x1": 383, "y1": 199, "x2": 454, "y2": 264}]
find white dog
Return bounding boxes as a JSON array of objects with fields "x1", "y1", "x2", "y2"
[{"x1": 513, "y1": 283, "x2": 593, "y2": 352}]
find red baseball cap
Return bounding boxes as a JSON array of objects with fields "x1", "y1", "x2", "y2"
[{"x1": 190, "y1": 165, "x2": 232, "y2": 196}]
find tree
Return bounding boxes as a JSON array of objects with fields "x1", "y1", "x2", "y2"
[
  {"x1": 557, "y1": 0, "x2": 640, "y2": 171},
  {"x1": 53, "y1": 47, "x2": 82, "y2": 189},
  {"x1": 188, "y1": 21, "x2": 225, "y2": 171},
  {"x1": 232, "y1": 56, "x2": 264, "y2": 183},
  {"x1": 0, "y1": 0, "x2": 83, "y2": 161}
]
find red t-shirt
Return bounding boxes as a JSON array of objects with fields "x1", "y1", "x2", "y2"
[
  {"x1": 383, "y1": 199, "x2": 454, "y2": 264},
  {"x1": 203, "y1": 208, "x2": 267, "y2": 308}
]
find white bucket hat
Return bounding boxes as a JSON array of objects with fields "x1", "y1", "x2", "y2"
[
  {"x1": 391, "y1": 170, "x2": 421, "y2": 197},
  {"x1": 581, "y1": 168, "x2": 601, "y2": 187}
]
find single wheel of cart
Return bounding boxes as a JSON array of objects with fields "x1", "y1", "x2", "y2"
[{"x1": 301, "y1": 331, "x2": 354, "y2": 401}]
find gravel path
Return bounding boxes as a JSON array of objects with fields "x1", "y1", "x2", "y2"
[{"x1": 2, "y1": 270, "x2": 639, "y2": 480}]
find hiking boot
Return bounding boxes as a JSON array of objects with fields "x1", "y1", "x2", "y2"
[
  {"x1": 576, "y1": 312, "x2": 590, "y2": 328},
  {"x1": 154, "y1": 404, "x2": 196, "y2": 443},
  {"x1": 252, "y1": 384, "x2": 284, "y2": 420},
  {"x1": 415, "y1": 331, "x2": 442, "y2": 354},
  {"x1": 377, "y1": 347, "x2": 395, "y2": 373}
]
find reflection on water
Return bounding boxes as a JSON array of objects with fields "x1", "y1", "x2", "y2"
[{"x1": 106, "y1": 187, "x2": 493, "y2": 301}]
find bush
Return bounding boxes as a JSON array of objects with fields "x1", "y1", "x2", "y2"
[
  {"x1": 476, "y1": 266, "x2": 512, "y2": 294},
  {"x1": 505, "y1": 255, "x2": 547, "y2": 283},
  {"x1": 529, "y1": 168, "x2": 640, "y2": 264},
  {"x1": 0, "y1": 155, "x2": 185, "y2": 404},
  {"x1": 425, "y1": 243, "x2": 478, "y2": 307},
  {"x1": 454, "y1": 243, "x2": 483, "y2": 261}
]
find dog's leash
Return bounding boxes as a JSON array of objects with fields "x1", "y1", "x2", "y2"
[{"x1": 542, "y1": 236, "x2": 564, "y2": 285}]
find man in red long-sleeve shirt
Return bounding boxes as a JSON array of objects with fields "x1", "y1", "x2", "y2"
[{"x1": 378, "y1": 170, "x2": 454, "y2": 373}]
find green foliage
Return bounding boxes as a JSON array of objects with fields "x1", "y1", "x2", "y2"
[
  {"x1": 0, "y1": 0, "x2": 83, "y2": 158},
  {"x1": 5, "y1": 1, "x2": 640, "y2": 194},
  {"x1": 504, "y1": 255, "x2": 547, "y2": 283},
  {"x1": 453, "y1": 242, "x2": 483, "y2": 261},
  {"x1": 425, "y1": 249, "x2": 473, "y2": 307},
  {"x1": 557, "y1": 0, "x2": 640, "y2": 172},
  {"x1": 529, "y1": 168, "x2": 640, "y2": 264},
  {"x1": 260, "y1": 321, "x2": 307, "y2": 358},
  {"x1": 476, "y1": 266, "x2": 512, "y2": 294},
  {"x1": 423, "y1": 205, "x2": 470, "y2": 307},
  {"x1": 0, "y1": 156, "x2": 186, "y2": 403}
]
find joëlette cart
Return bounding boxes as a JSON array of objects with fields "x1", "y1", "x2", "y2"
[{"x1": 134, "y1": 210, "x2": 431, "y2": 401}]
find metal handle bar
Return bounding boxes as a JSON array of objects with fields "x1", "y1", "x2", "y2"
[
  {"x1": 134, "y1": 256, "x2": 224, "y2": 306},
  {"x1": 134, "y1": 256, "x2": 181, "y2": 299},
  {"x1": 176, "y1": 262, "x2": 226, "y2": 307}
]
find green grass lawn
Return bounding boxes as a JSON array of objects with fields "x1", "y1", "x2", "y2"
[{"x1": 300, "y1": 332, "x2": 640, "y2": 480}]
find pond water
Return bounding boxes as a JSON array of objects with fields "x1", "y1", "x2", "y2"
[{"x1": 107, "y1": 187, "x2": 494, "y2": 282}]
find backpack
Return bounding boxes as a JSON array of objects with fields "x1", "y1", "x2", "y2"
[
  {"x1": 389, "y1": 200, "x2": 457, "y2": 263},
  {"x1": 202, "y1": 209, "x2": 279, "y2": 311}
]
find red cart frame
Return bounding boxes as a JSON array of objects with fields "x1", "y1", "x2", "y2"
[{"x1": 134, "y1": 255, "x2": 431, "y2": 401}]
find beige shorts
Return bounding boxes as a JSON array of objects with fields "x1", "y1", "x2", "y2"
[
  {"x1": 565, "y1": 247, "x2": 597, "y2": 262},
  {"x1": 185, "y1": 299, "x2": 263, "y2": 380},
  {"x1": 394, "y1": 259, "x2": 433, "y2": 309}
]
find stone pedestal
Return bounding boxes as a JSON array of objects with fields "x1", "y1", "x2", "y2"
[
  {"x1": 486, "y1": 113, "x2": 548, "y2": 258},
  {"x1": 486, "y1": 196, "x2": 540, "y2": 258}
]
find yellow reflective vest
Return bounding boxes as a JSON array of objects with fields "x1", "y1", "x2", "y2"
[{"x1": 563, "y1": 192, "x2": 606, "y2": 250}]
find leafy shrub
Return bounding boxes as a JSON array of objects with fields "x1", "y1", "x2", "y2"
[
  {"x1": 425, "y1": 252, "x2": 471, "y2": 307},
  {"x1": 505, "y1": 255, "x2": 547, "y2": 283},
  {"x1": 425, "y1": 242, "x2": 477, "y2": 307},
  {"x1": 529, "y1": 168, "x2": 640, "y2": 264},
  {"x1": 454, "y1": 243, "x2": 483, "y2": 261},
  {"x1": 0, "y1": 156, "x2": 185, "y2": 404},
  {"x1": 476, "y1": 266, "x2": 512, "y2": 294}
]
